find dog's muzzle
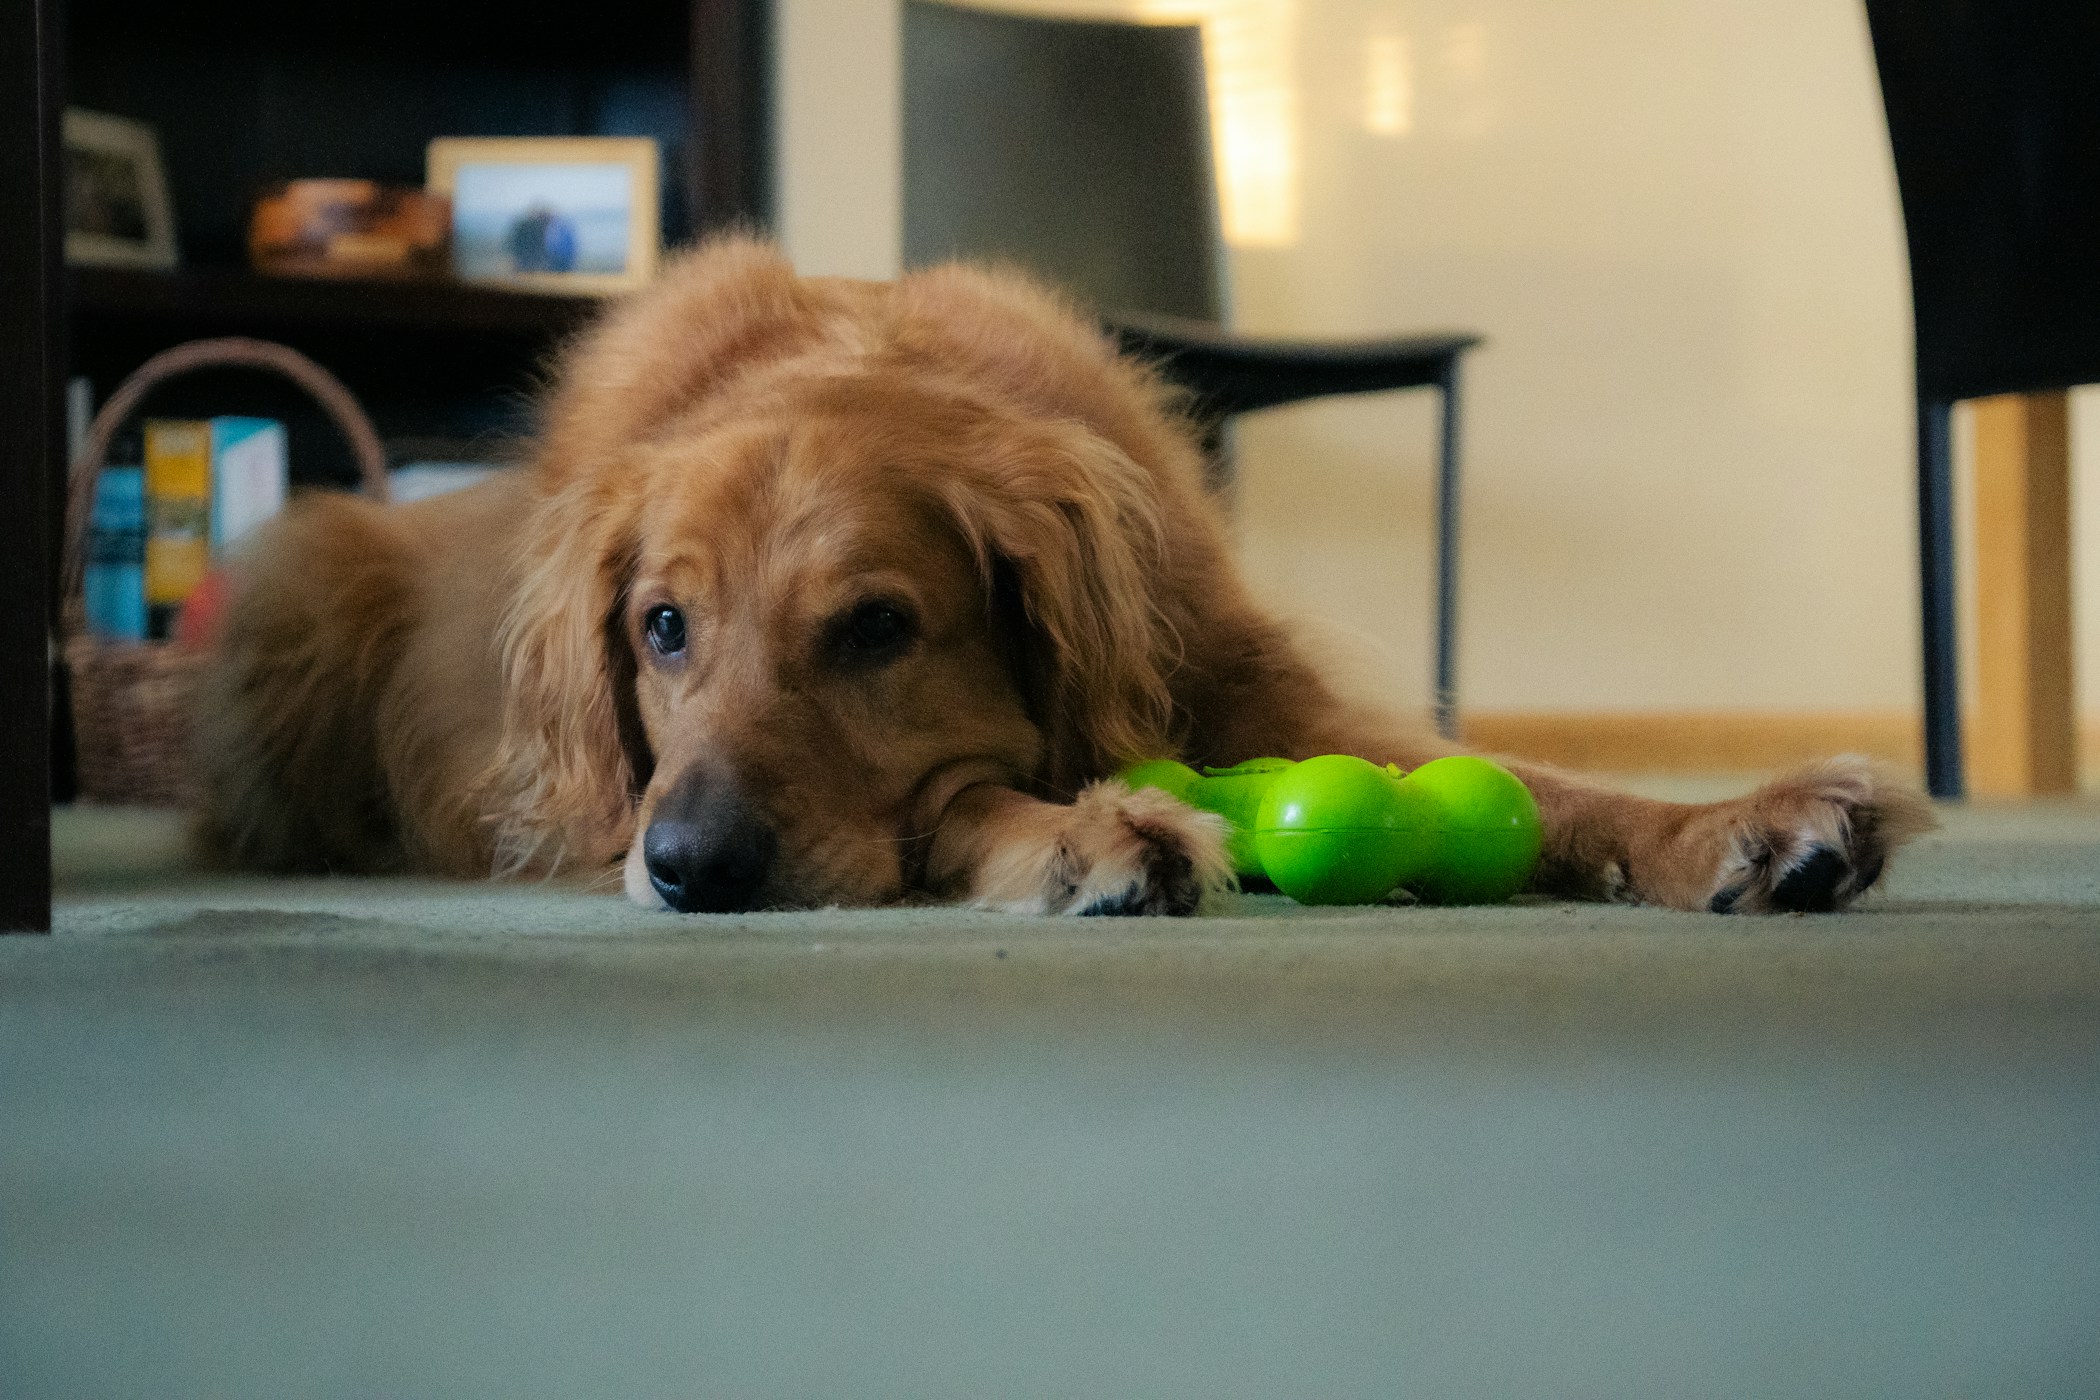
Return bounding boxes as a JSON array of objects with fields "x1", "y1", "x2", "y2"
[{"x1": 642, "y1": 768, "x2": 778, "y2": 913}]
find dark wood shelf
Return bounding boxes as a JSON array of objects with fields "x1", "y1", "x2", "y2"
[
  {"x1": 70, "y1": 266, "x2": 604, "y2": 340},
  {"x1": 67, "y1": 0, "x2": 691, "y2": 65},
  {"x1": 65, "y1": 266, "x2": 601, "y2": 489}
]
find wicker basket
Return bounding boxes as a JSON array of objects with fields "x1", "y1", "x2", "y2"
[{"x1": 62, "y1": 338, "x2": 389, "y2": 806}]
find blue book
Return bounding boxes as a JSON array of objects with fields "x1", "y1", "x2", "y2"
[
  {"x1": 84, "y1": 466, "x2": 147, "y2": 641},
  {"x1": 209, "y1": 417, "x2": 287, "y2": 549}
]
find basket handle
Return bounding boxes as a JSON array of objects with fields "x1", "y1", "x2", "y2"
[{"x1": 61, "y1": 337, "x2": 390, "y2": 611}]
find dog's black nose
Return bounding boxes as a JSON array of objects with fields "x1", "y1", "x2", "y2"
[{"x1": 642, "y1": 780, "x2": 777, "y2": 913}]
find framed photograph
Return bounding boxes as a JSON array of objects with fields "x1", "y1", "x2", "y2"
[
  {"x1": 63, "y1": 109, "x2": 179, "y2": 270},
  {"x1": 426, "y1": 137, "x2": 660, "y2": 295}
]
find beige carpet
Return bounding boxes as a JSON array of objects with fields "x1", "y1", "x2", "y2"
[{"x1": 5, "y1": 796, "x2": 2097, "y2": 1397}]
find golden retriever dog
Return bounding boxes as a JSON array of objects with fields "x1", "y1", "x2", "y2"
[{"x1": 196, "y1": 236, "x2": 1933, "y2": 915}]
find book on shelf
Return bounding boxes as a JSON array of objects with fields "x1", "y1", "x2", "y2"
[
  {"x1": 83, "y1": 461, "x2": 146, "y2": 641},
  {"x1": 210, "y1": 417, "x2": 289, "y2": 548},
  {"x1": 144, "y1": 420, "x2": 211, "y2": 638},
  {"x1": 137, "y1": 417, "x2": 289, "y2": 639},
  {"x1": 389, "y1": 461, "x2": 502, "y2": 503}
]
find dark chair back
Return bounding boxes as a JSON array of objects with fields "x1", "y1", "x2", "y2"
[
  {"x1": 1865, "y1": 0, "x2": 2100, "y2": 400},
  {"x1": 902, "y1": 0, "x2": 1222, "y2": 321},
  {"x1": 1864, "y1": 0, "x2": 2100, "y2": 797}
]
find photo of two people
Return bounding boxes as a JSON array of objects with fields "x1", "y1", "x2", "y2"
[{"x1": 450, "y1": 162, "x2": 635, "y2": 278}]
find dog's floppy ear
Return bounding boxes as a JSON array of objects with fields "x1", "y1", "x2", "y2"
[
  {"x1": 480, "y1": 472, "x2": 649, "y2": 874},
  {"x1": 927, "y1": 418, "x2": 1179, "y2": 794}
]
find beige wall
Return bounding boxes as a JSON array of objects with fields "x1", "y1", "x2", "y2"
[
  {"x1": 775, "y1": 0, "x2": 901, "y2": 279},
  {"x1": 776, "y1": 0, "x2": 2095, "y2": 724}
]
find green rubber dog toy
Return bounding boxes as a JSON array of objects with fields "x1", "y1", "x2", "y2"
[{"x1": 1120, "y1": 754, "x2": 1543, "y2": 906}]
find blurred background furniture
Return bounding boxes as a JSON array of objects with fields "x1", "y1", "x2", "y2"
[
  {"x1": 1864, "y1": 0, "x2": 2100, "y2": 799},
  {"x1": 1, "y1": 0, "x2": 59, "y2": 931},
  {"x1": 59, "y1": 339, "x2": 392, "y2": 810},
  {"x1": 902, "y1": 0, "x2": 1483, "y2": 737},
  {"x1": 61, "y1": 0, "x2": 768, "y2": 492}
]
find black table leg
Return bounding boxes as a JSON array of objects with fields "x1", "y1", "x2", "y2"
[
  {"x1": 1433, "y1": 357, "x2": 1463, "y2": 740},
  {"x1": 1918, "y1": 394, "x2": 1962, "y2": 800}
]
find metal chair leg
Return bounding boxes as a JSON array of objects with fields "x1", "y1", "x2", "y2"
[
  {"x1": 1918, "y1": 395, "x2": 1962, "y2": 798},
  {"x1": 1433, "y1": 356, "x2": 1462, "y2": 740}
]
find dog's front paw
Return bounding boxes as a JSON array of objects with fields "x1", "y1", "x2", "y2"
[
  {"x1": 1637, "y1": 758, "x2": 1936, "y2": 913},
  {"x1": 975, "y1": 781, "x2": 1231, "y2": 916}
]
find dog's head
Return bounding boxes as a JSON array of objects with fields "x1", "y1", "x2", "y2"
[{"x1": 483, "y1": 245, "x2": 1199, "y2": 908}]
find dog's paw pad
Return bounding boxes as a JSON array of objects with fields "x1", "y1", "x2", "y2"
[
  {"x1": 968, "y1": 781, "x2": 1230, "y2": 917},
  {"x1": 1767, "y1": 845, "x2": 1848, "y2": 913},
  {"x1": 1035, "y1": 782, "x2": 1228, "y2": 917},
  {"x1": 1697, "y1": 758, "x2": 1935, "y2": 915},
  {"x1": 1057, "y1": 785, "x2": 1226, "y2": 917},
  {"x1": 1072, "y1": 822, "x2": 1207, "y2": 916}
]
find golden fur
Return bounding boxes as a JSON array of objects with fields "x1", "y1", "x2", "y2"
[{"x1": 196, "y1": 237, "x2": 1934, "y2": 914}]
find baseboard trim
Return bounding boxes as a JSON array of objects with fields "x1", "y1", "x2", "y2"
[{"x1": 1457, "y1": 710, "x2": 2095, "y2": 775}]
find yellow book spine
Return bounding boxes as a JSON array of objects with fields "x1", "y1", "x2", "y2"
[{"x1": 144, "y1": 420, "x2": 212, "y2": 607}]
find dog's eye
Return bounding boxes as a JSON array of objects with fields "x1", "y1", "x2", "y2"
[
  {"x1": 834, "y1": 600, "x2": 916, "y2": 665},
  {"x1": 643, "y1": 605, "x2": 687, "y2": 657}
]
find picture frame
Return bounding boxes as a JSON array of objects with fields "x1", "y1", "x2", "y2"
[
  {"x1": 63, "y1": 109, "x2": 179, "y2": 270},
  {"x1": 425, "y1": 136, "x2": 661, "y2": 295}
]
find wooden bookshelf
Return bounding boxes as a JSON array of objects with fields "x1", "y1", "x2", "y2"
[
  {"x1": 58, "y1": 0, "x2": 766, "y2": 476},
  {"x1": 71, "y1": 267, "x2": 604, "y2": 339},
  {"x1": 61, "y1": 0, "x2": 767, "y2": 452}
]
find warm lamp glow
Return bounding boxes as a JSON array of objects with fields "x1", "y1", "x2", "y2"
[
  {"x1": 1134, "y1": 0, "x2": 1300, "y2": 248},
  {"x1": 1363, "y1": 30, "x2": 1413, "y2": 137},
  {"x1": 972, "y1": 0, "x2": 1301, "y2": 248}
]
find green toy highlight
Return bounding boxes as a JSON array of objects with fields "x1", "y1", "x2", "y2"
[{"x1": 1120, "y1": 754, "x2": 1543, "y2": 906}]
